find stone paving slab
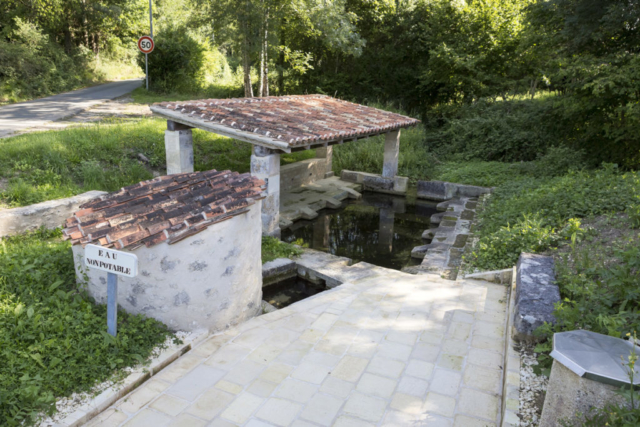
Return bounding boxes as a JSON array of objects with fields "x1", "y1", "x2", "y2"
[{"x1": 90, "y1": 267, "x2": 508, "y2": 427}]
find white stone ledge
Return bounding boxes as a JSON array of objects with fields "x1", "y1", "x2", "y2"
[{"x1": 0, "y1": 190, "x2": 106, "y2": 236}]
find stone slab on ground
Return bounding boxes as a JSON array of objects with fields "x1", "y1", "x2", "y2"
[
  {"x1": 513, "y1": 253, "x2": 559, "y2": 341},
  {"x1": 280, "y1": 177, "x2": 362, "y2": 229},
  {"x1": 539, "y1": 360, "x2": 627, "y2": 427},
  {"x1": 0, "y1": 190, "x2": 106, "y2": 236},
  {"x1": 92, "y1": 262, "x2": 509, "y2": 427}
]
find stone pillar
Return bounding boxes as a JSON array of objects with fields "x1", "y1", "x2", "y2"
[
  {"x1": 382, "y1": 130, "x2": 400, "y2": 179},
  {"x1": 251, "y1": 145, "x2": 281, "y2": 237},
  {"x1": 165, "y1": 120, "x2": 194, "y2": 175},
  {"x1": 316, "y1": 146, "x2": 334, "y2": 178}
]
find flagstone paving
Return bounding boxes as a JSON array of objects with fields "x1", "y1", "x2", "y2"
[{"x1": 88, "y1": 267, "x2": 508, "y2": 427}]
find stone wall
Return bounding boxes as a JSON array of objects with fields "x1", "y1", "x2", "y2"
[
  {"x1": 0, "y1": 191, "x2": 106, "y2": 236},
  {"x1": 416, "y1": 180, "x2": 492, "y2": 201},
  {"x1": 280, "y1": 158, "x2": 329, "y2": 192},
  {"x1": 72, "y1": 202, "x2": 263, "y2": 332}
]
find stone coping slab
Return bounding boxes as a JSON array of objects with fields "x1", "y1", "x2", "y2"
[
  {"x1": 0, "y1": 190, "x2": 106, "y2": 237},
  {"x1": 417, "y1": 180, "x2": 492, "y2": 202},
  {"x1": 513, "y1": 253, "x2": 559, "y2": 341},
  {"x1": 89, "y1": 261, "x2": 510, "y2": 427}
]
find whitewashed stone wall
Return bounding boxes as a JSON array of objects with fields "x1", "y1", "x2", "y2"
[{"x1": 72, "y1": 201, "x2": 263, "y2": 332}]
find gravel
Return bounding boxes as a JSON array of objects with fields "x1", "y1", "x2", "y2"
[{"x1": 518, "y1": 343, "x2": 549, "y2": 426}]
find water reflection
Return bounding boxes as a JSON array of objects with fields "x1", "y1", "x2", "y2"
[{"x1": 282, "y1": 192, "x2": 439, "y2": 270}]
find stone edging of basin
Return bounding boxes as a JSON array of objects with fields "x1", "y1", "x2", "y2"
[
  {"x1": 405, "y1": 195, "x2": 480, "y2": 279},
  {"x1": 262, "y1": 258, "x2": 297, "y2": 287},
  {"x1": 501, "y1": 265, "x2": 522, "y2": 426},
  {"x1": 47, "y1": 331, "x2": 208, "y2": 427}
]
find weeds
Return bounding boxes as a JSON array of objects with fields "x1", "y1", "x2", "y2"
[
  {"x1": 0, "y1": 229, "x2": 172, "y2": 425},
  {"x1": 262, "y1": 236, "x2": 304, "y2": 264}
]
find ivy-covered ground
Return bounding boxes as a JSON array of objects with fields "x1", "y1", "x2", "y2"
[{"x1": 0, "y1": 229, "x2": 174, "y2": 426}]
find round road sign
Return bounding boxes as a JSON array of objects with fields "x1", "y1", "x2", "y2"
[{"x1": 138, "y1": 36, "x2": 154, "y2": 54}]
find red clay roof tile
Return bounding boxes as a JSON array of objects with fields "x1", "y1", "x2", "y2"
[{"x1": 63, "y1": 170, "x2": 265, "y2": 250}]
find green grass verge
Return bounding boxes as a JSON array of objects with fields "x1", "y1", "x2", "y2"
[
  {"x1": 0, "y1": 229, "x2": 173, "y2": 425},
  {"x1": 262, "y1": 236, "x2": 303, "y2": 264},
  {"x1": 0, "y1": 118, "x2": 313, "y2": 208},
  {"x1": 466, "y1": 165, "x2": 640, "y2": 271}
]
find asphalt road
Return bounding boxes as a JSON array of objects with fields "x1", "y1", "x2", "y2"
[{"x1": 0, "y1": 79, "x2": 143, "y2": 138}]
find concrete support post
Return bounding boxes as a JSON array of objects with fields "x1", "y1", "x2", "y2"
[
  {"x1": 251, "y1": 145, "x2": 281, "y2": 237},
  {"x1": 316, "y1": 146, "x2": 334, "y2": 178},
  {"x1": 164, "y1": 121, "x2": 194, "y2": 175},
  {"x1": 382, "y1": 130, "x2": 400, "y2": 179}
]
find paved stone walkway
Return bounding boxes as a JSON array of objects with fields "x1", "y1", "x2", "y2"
[{"x1": 89, "y1": 268, "x2": 508, "y2": 427}]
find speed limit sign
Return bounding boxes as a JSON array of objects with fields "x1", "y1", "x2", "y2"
[{"x1": 138, "y1": 36, "x2": 154, "y2": 54}]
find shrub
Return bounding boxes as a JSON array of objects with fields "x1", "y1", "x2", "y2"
[
  {"x1": 262, "y1": 236, "x2": 303, "y2": 263},
  {"x1": 140, "y1": 26, "x2": 207, "y2": 93}
]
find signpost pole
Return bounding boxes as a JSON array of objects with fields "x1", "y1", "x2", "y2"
[
  {"x1": 147, "y1": 0, "x2": 153, "y2": 91},
  {"x1": 145, "y1": 53, "x2": 149, "y2": 90},
  {"x1": 107, "y1": 272, "x2": 118, "y2": 337}
]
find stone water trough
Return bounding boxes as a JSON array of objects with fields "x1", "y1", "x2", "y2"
[{"x1": 63, "y1": 169, "x2": 266, "y2": 332}]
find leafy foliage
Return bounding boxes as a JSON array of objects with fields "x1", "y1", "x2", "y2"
[
  {"x1": 262, "y1": 236, "x2": 303, "y2": 263},
  {"x1": 466, "y1": 165, "x2": 640, "y2": 270},
  {"x1": 0, "y1": 229, "x2": 172, "y2": 425}
]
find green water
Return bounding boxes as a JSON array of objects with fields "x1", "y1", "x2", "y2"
[{"x1": 281, "y1": 192, "x2": 438, "y2": 270}]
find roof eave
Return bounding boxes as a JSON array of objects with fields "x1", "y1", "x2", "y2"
[{"x1": 150, "y1": 105, "x2": 293, "y2": 153}]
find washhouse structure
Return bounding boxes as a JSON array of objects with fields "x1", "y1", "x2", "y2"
[
  {"x1": 149, "y1": 95, "x2": 420, "y2": 237},
  {"x1": 63, "y1": 170, "x2": 265, "y2": 332}
]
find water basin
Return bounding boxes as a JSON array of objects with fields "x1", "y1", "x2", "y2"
[
  {"x1": 281, "y1": 191, "x2": 439, "y2": 270},
  {"x1": 262, "y1": 276, "x2": 327, "y2": 309}
]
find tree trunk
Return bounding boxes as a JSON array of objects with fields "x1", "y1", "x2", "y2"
[
  {"x1": 64, "y1": 27, "x2": 73, "y2": 54},
  {"x1": 277, "y1": 21, "x2": 285, "y2": 95},
  {"x1": 260, "y1": 6, "x2": 269, "y2": 97},
  {"x1": 242, "y1": 2, "x2": 254, "y2": 98}
]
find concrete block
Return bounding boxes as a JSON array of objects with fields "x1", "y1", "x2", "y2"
[
  {"x1": 165, "y1": 129, "x2": 194, "y2": 174},
  {"x1": 262, "y1": 258, "x2": 297, "y2": 287},
  {"x1": 362, "y1": 175, "x2": 394, "y2": 192},
  {"x1": 513, "y1": 253, "x2": 560, "y2": 341},
  {"x1": 0, "y1": 190, "x2": 106, "y2": 236},
  {"x1": 417, "y1": 180, "x2": 492, "y2": 201},
  {"x1": 539, "y1": 360, "x2": 628, "y2": 427}
]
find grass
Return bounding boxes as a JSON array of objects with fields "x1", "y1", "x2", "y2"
[
  {"x1": 0, "y1": 229, "x2": 173, "y2": 425},
  {"x1": 0, "y1": 118, "x2": 313, "y2": 208},
  {"x1": 261, "y1": 236, "x2": 304, "y2": 264}
]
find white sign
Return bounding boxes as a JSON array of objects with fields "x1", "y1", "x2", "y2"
[
  {"x1": 85, "y1": 244, "x2": 138, "y2": 278},
  {"x1": 138, "y1": 35, "x2": 154, "y2": 54}
]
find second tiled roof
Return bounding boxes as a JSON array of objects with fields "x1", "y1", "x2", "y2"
[{"x1": 63, "y1": 170, "x2": 265, "y2": 250}]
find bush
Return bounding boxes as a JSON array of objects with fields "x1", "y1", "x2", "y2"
[
  {"x1": 0, "y1": 229, "x2": 172, "y2": 425},
  {"x1": 140, "y1": 27, "x2": 209, "y2": 93},
  {"x1": 0, "y1": 19, "x2": 95, "y2": 104},
  {"x1": 262, "y1": 236, "x2": 303, "y2": 263}
]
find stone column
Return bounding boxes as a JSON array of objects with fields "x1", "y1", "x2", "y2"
[
  {"x1": 382, "y1": 130, "x2": 400, "y2": 179},
  {"x1": 316, "y1": 145, "x2": 334, "y2": 178},
  {"x1": 165, "y1": 120, "x2": 194, "y2": 175},
  {"x1": 251, "y1": 145, "x2": 281, "y2": 237}
]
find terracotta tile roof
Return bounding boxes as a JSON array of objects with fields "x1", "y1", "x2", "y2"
[
  {"x1": 63, "y1": 170, "x2": 265, "y2": 250},
  {"x1": 150, "y1": 95, "x2": 420, "y2": 150}
]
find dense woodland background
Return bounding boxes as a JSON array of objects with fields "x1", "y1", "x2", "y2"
[{"x1": 1, "y1": 0, "x2": 639, "y2": 168}]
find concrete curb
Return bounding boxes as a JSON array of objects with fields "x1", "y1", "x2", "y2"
[
  {"x1": 501, "y1": 265, "x2": 522, "y2": 426},
  {"x1": 50, "y1": 331, "x2": 208, "y2": 427}
]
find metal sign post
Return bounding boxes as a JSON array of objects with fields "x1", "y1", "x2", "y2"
[
  {"x1": 138, "y1": 36, "x2": 155, "y2": 90},
  {"x1": 85, "y1": 245, "x2": 138, "y2": 337}
]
